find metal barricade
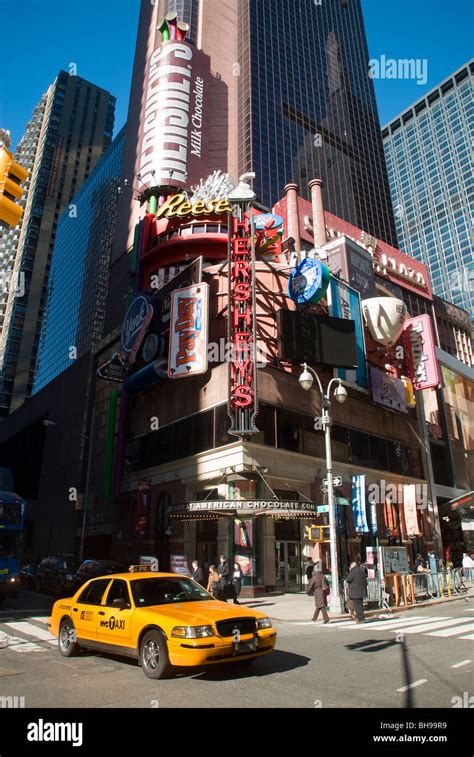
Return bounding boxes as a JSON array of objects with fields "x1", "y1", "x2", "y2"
[{"x1": 364, "y1": 578, "x2": 391, "y2": 611}]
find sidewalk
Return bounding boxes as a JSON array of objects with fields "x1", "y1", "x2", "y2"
[{"x1": 238, "y1": 587, "x2": 473, "y2": 622}]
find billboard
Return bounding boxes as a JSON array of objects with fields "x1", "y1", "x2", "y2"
[
  {"x1": 370, "y1": 367, "x2": 408, "y2": 414},
  {"x1": 168, "y1": 283, "x2": 209, "y2": 378},
  {"x1": 278, "y1": 310, "x2": 358, "y2": 369},
  {"x1": 137, "y1": 33, "x2": 211, "y2": 190},
  {"x1": 352, "y1": 475, "x2": 369, "y2": 533},
  {"x1": 326, "y1": 236, "x2": 376, "y2": 298},
  {"x1": 327, "y1": 278, "x2": 368, "y2": 388}
]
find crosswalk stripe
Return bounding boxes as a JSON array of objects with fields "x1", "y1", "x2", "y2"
[
  {"x1": 451, "y1": 660, "x2": 472, "y2": 668},
  {"x1": 427, "y1": 623, "x2": 474, "y2": 638},
  {"x1": 2, "y1": 634, "x2": 45, "y2": 653},
  {"x1": 397, "y1": 679, "x2": 427, "y2": 692},
  {"x1": 458, "y1": 634, "x2": 474, "y2": 640},
  {"x1": 29, "y1": 616, "x2": 49, "y2": 624},
  {"x1": 388, "y1": 618, "x2": 474, "y2": 634},
  {"x1": 347, "y1": 616, "x2": 449, "y2": 631},
  {"x1": 5, "y1": 621, "x2": 56, "y2": 642}
]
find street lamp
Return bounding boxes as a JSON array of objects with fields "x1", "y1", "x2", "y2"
[{"x1": 299, "y1": 362, "x2": 347, "y2": 614}]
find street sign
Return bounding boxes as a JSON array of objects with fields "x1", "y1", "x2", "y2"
[
  {"x1": 323, "y1": 476, "x2": 343, "y2": 487},
  {"x1": 317, "y1": 505, "x2": 329, "y2": 513}
]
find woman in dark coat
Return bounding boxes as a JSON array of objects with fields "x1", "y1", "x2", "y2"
[
  {"x1": 307, "y1": 563, "x2": 330, "y2": 623},
  {"x1": 231, "y1": 562, "x2": 243, "y2": 605}
]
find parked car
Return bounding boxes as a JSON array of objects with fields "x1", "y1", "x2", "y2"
[
  {"x1": 72, "y1": 560, "x2": 128, "y2": 593},
  {"x1": 36, "y1": 555, "x2": 80, "y2": 596},
  {"x1": 20, "y1": 558, "x2": 42, "y2": 590}
]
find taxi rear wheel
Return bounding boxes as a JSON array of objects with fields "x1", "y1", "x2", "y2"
[
  {"x1": 139, "y1": 630, "x2": 173, "y2": 679},
  {"x1": 58, "y1": 618, "x2": 79, "y2": 657}
]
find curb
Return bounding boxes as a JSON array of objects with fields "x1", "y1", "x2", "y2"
[{"x1": 268, "y1": 591, "x2": 472, "y2": 623}]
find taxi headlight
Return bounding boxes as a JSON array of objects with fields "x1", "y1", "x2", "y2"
[
  {"x1": 171, "y1": 625, "x2": 215, "y2": 639},
  {"x1": 9, "y1": 576, "x2": 19, "y2": 583},
  {"x1": 257, "y1": 617, "x2": 272, "y2": 630}
]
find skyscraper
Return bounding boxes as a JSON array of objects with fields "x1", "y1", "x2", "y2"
[
  {"x1": 33, "y1": 127, "x2": 125, "y2": 394},
  {"x1": 0, "y1": 96, "x2": 47, "y2": 335},
  {"x1": 239, "y1": 0, "x2": 397, "y2": 246},
  {"x1": 0, "y1": 71, "x2": 116, "y2": 418},
  {"x1": 382, "y1": 60, "x2": 474, "y2": 320}
]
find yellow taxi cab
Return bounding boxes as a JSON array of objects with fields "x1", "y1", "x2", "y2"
[{"x1": 48, "y1": 567, "x2": 276, "y2": 678}]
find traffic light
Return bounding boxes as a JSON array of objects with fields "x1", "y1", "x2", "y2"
[
  {"x1": 0, "y1": 146, "x2": 28, "y2": 227},
  {"x1": 308, "y1": 525, "x2": 330, "y2": 542}
]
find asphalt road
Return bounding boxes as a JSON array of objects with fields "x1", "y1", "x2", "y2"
[{"x1": 0, "y1": 590, "x2": 473, "y2": 709}]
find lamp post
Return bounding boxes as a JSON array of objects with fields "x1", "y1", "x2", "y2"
[{"x1": 299, "y1": 363, "x2": 347, "y2": 614}]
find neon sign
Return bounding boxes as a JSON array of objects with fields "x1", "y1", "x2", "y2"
[
  {"x1": 227, "y1": 212, "x2": 258, "y2": 436},
  {"x1": 156, "y1": 193, "x2": 232, "y2": 220}
]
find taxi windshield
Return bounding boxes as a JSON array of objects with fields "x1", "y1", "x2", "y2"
[{"x1": 131, "y1": 577, "x2": 212, "y2": 607}]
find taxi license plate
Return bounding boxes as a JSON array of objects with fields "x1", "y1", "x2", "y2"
[{"x1": 233, "y1": 637, "x2": 258, "y2": 655}]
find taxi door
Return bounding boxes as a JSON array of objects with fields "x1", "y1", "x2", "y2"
[
  {"x1": 72, "y1": 578, "x2": 112, "y2": 642},
  {"x1": 97, "y1": 579, "x2": 134, "y2": 648}
]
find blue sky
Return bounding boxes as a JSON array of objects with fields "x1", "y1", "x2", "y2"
[{"x1": 0, "y1": 0, "x2": 472, "y2": 149}]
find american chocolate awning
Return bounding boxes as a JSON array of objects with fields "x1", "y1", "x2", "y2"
[{"x1": 168, "y1": 500, "x2": 319, "y2": 518}]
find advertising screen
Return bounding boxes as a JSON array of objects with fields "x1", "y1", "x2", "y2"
[{"x1": 278, "y1": 310, "x2": 358, "y2": 369}]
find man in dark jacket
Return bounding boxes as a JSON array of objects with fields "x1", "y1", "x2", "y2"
[
  {"x1": 345, "y1": 561, "x2": 368, "y2": 623},
  {"x1": 218, "y1": 555, "x2": 230, "y2": 600},
  {"x1": 191, "y1": 560, "x2": 204, "y2": 586}
]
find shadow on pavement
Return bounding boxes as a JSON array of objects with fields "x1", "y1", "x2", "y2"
[{"x1": 186, "y1": 649, "x2": 310, "y2": 681}]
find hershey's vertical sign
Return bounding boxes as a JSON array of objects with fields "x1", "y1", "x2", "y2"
[{"x1": 227, "y1": 211, "x2": 259, "y2": 437}]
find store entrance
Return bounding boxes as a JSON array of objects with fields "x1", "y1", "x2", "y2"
[{"x1": 275, "y1": 541, "x2": 301, "y2": 590}]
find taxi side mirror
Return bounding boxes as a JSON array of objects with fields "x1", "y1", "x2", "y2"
[{"x1": 113, "y1": 598, "x2": 130, "y2": 610}]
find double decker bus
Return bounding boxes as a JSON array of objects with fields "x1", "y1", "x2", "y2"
[{"x1": 0, "y1": 491, "x2": 24, "y2": 603}]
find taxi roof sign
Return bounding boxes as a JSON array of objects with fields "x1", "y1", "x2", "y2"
[{"x1": 129, "y1": 564, "x2": 153, "y2": 572}]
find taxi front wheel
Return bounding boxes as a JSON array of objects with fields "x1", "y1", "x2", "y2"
[
  {"x1": 58, "y1": 618, "x2": 79, "y2": 657},
  {"x1": 139, "y1": 630, "x2": 173, "y2": 679}
]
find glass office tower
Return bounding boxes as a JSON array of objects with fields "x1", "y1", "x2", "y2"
[
  {"x1": 0, "y1": 71, "x2": 116, "y2": 417},
  {"x1": 239, "y1": 0, "x2": 397, "y2": 246},
  {"x1": 383, "y1": 61, "x2": 474, "y2": 320},
  {"x1": 33, "y1": 128, "x2": 125, "y2": 394}
]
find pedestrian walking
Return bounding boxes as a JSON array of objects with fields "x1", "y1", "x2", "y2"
[
  {"x1": 191, "y1": 560, "x2": 204, "y2": 586},
  {"x1": 231, "y1": 562, "x2": 243, "y2": 604},
  {"x1": 345, "y1": 561, "x2": 368, "y2": 623},
  {"x1": 305, "y1": 557, "x2": 315, "y2": 582},
  {"x1": 307, "y1": 562, "x2": 330, "y2": 624},
  {"x1": 218, "y1": 555, "x2": 230, "y2": 600},
  {"x1": 207, "y1": 564, "x2": 222, "y2": 599},
  {"x1": 462, "y1": 552, "x2": 474, "y2": 579},
  {"x1": 344, "y1": 578, "x2": 356, "y2": 619}
]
